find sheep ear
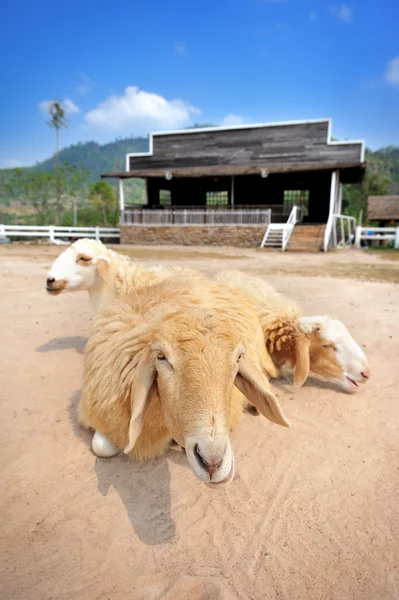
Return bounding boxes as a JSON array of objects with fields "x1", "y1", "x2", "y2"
[
  {"x1": 294, "y1": 337, "x2": 310, "y2": 387},
  {"x1": 124, "y1": 355, "x2": 156, "y2": 454},
  {"x1": 235, "y1": 355, "x2": 290, "y2": 427},
  {"x1": 96, "y1": 258, "x2": 109, "y2": 284}
]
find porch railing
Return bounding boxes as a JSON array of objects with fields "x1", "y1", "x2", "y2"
[{"x1": 122, "y1": 208, "x2": 272, "y2": 226}]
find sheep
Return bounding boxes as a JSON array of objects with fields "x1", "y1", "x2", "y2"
[
  {"x1": 78, "y1": 276, "x2": 290, "y2": 486},
  {"x1": 213, "y1": 270, "x2": 370, "y2": 393},
  {"x1": 46, "y1": 238, "x2": 204, "y2": 312}
]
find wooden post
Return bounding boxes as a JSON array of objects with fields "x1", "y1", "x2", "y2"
[
  {"x1": 49, "y1": 225, "x2": 55, "y2": 244},
  {"x1": 95, "y1": 226, "x2": 100, "y2": 241},
  {"x1": 119, "y1": 178, "x2": 125, "y2": 213},
  {"x1": 323, "y1": 170, "x2": 338, "y2": 251},
  {"x1": 355, "y1": 225, "x2": 362, "y2": 248},
  {"x1": 231, "y1": 176, "x2": 235, "y2": 209},
  {"x1": 337, "y1": 182, "x2": 343, "y2": 214},
  {"x1": 395, "y1": 227, "x2": 399, "y2": 249}
]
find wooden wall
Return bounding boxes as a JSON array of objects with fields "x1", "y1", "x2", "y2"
[{"x1": 129, "y1": 122, "x2": 362, "y2": 171}]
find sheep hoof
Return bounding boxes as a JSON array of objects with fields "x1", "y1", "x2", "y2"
[{"x1": 92, "y1": 431, "x2": 120, "y2": 457}]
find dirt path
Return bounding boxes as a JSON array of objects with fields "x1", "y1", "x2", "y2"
[{"x1": 0, "y1": 244, "x2": 398, "y2": 600}]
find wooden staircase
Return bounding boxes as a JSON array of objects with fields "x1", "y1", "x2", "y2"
[{"x1": 287, "y1": 224, "x2": 326, "y2": 252}]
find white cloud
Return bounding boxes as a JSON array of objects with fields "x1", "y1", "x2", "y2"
[
  {"x1": 0, "y1": 158, "x2": 24, "y2": 169},
  {"x1": 63, "y1": 98, "x2": 80, "y2": 114},
  {"x1": 84, "y1": 86, "x2": 202, "y2": 132},
  {"x1": 385, "y1": 57, "x2": 399, "y2": 86},
  {"x1": 174, "y1": 42, "x2": 188, "y2": 55},
  {"x1": 38, "y1": 98, "x2": 80, "y2": 117},
  {"x1": 220, "y1": 113, "x2": 247, "y2": 127},
  {"x1": 329, "y1": 4, "x2": 352, "y2": 22},
  {"x1": 309, "y1": 11, "x2": 318, "y2": 22},
  {"x1": 76, "y1": 73, "x2": 95, "y2": 95}
]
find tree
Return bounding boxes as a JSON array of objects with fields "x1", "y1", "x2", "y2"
[
  {"x1": 343, "y1": 164, "x2": 390, "y2": 222},
  {"x1": 88, "y1": 180, "x2": 116, "y2": 225},
  {"x1": 5, "y1": 169, "x2": 55, "y2": 224},
  {"x1": 47, "y1": 102, "x2": 68, "y2": 224},
  {"x1": 59, "y1": 163, "x2": 90, "y2": 226}
]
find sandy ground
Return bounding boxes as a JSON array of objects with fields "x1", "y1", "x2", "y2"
[{"x1": 0, "y1": 243, "x2": 398, "y2": 600}]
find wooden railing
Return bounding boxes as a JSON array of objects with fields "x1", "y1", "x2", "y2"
[{"x1": 122, "y1": 208, "x2": 272, "y2": 226}]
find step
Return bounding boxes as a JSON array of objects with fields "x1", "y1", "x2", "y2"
[{"x1": 287, "y1": 224, "x2": 325, "y2": 252}]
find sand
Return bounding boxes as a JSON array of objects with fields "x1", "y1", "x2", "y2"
[{"x1": 0, "y1": 244, "x2": 398, "y2": 600}]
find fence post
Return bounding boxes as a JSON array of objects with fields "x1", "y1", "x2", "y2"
[
  {"x1": 0, "y1": 224, "x2": 6, "y2": 237},
  {"x1": 49, "y1": 225, "x2": 55, "y2": 244},
  {"x1": 395, "y1": 227, "x2": 399, "y2": 250},
  {"x1": 95, "y1": 226, "x2": 100, "y2": 241},
  {"x1": 355, "y1": 225, "x2": 361, "y2": 249}
]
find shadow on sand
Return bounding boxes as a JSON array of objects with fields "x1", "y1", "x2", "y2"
[
  {"x1": 68, "y1": 389, "x2": 186, "y2": 545},
  {"x1": 271, "y1": 375, "x2": 351, "y2": 395},
  {"x1": 36, "y1": 336, "x2": 88, "y2": 354}
]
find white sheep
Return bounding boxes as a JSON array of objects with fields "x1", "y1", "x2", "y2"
[
  {"x1": 46, "y1": 238, "x2": 204, "y2": 312},
  {"x1": 214, "y1": 270, "x2": 370, "y2": 393},
  {"x1": 79, "y1": 276, "x2": 290, "y2": 486}
]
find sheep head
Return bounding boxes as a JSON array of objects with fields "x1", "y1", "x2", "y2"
[
  {"x1": 46, "y1": 238, "x2": 110, "y2": 295},
  {"x1": 119, "y1": 309, "x2": 290, "y2": 487},
  {"x1": 266, "y1": 316, "x2": 369, "y2": 393},
  {"x1": 299, "y1": 316, "x2": 370, "y2": 392}
]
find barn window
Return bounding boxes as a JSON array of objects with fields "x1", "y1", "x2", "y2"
[
  {"x1": 206, "y1": 191, "x2": 229, "y2": 206},
  {"x1": 159, "y1": 189, "x2": 171, "y2": 206},
  {"x1": 284, "y1": 190, "x2": 309, "y2": 215}
]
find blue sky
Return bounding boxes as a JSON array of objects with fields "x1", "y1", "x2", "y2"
[{"x1": 0, "y1": 0, "x2": 398, "y2": 168}]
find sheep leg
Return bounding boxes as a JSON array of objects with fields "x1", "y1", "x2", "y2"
[{"x1": 92, "y1": 431, "x2": 120, "y2": 458}]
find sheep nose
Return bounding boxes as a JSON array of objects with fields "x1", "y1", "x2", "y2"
[
  {"x1": 194, "y1": 444, "x2": 224, "y2": 478},
  {"x1": 361, "y1": 368, "x2": 370, "y2": 380},
  {"x1": 47, "y1": 277, "x2": 55, "y2": 285}
]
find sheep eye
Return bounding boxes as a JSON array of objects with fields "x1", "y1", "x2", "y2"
[
  {"x1": 322, "y1": 344, "x2": 336, "y2": 350},
  {"x1": 78, "y1": 256, "x2": 91, "y2": 262},
  {"x1": 156, "y1": 352, "x2": 167, "y2": 361}
]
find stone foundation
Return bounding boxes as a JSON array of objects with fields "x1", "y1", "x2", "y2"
[{"x1": 120, "y1": 225, "x2": 266, "y2": 247}]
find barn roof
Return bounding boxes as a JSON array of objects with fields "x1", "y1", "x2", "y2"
[
  {"x1": 101, "y1": 119, "x2": 365, "y2": 182},
  {"x1": 368, "y1": 196, "x2": 399, "y2": 220}
]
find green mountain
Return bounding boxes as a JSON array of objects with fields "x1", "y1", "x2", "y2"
[
  {"x1": 366, "y1": 146, "x2": 399, "y2": 194},
  {"x1": 35, "y1": 136, "x2": 149, "y2": 181}
]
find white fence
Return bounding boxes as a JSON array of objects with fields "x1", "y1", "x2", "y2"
[
  {"x1": 332, "y1": 214, "x2": 357, "y2": 248},
  {"x1": 0, "y1": 225, "x2": 120, "y2": 244},
  {"x1": 355, "y1": 226, "x2": 399, "y2": 249},
  {"x1": 122, "y1": 208, "x2": 272, "y2": 226}
]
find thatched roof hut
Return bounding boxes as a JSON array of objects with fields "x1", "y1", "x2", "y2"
[{"x1": 368, "y1": 196, "x2": 399, "y2": 222}]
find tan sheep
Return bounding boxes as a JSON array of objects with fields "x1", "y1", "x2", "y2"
[
  {"x1": 79, "y1": 276, "x2": 290, "y2": 486},
  {"x1": 46, "y1": 238, "x2": 205, "y2": 312},
  {"x1": 214, "y1": 270, "x2": 370, "y2": 393}
]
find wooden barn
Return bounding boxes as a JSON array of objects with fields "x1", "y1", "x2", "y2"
[{"x1": 102, "y1": 119, "x2": 365, "y2": 250}]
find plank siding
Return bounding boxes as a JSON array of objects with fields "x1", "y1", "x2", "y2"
[{"x1": 128, "y1": 122, "x2": 362, "y2": 171}]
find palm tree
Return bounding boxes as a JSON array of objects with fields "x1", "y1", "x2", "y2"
[{"x1": 47, "y1": 102, "x2": 68, "y2": 224}]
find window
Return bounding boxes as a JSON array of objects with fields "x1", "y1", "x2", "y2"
[
  {"x1": 284, "y1": 190, "x2": 309, "y2": 216},
  {"x1": 206, "y1": 191, "x2": 229, "y2": 206},
  {"x1": 159, "y1": 189, "x2": 171, "y2": 206}
]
